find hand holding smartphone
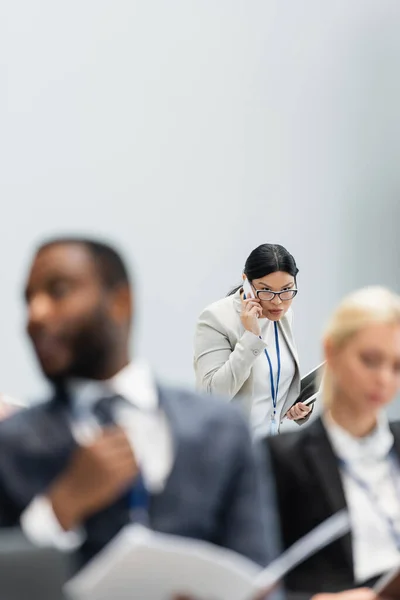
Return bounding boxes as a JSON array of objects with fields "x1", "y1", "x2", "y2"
[
  {"x1": 243, "y1": 277, "x2": 255, "y2": 300},
  {"x1": 241, "y1": 278, "x2": 262, "y2": 336}
]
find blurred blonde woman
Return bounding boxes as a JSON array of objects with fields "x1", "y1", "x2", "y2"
[{"x1": 265, "y1": 287, "x2": 400, "y2": 596}]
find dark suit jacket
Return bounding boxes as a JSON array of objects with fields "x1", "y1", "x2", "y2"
[
  {"x1": 266, "y1": 417, "x2": 400, "y2": 595},
  {"x1": 0, "y1": 384, "x2": 281, "y2": 570}
]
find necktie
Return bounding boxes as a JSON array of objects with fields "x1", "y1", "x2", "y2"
[
  {"x1": 92, "y1": 394, "x2": 118, "y2": 426},
  {"x1": 74, "y1": 392, "x2": 151, "y2": 565},
  {"x1": 91, "y1": 394, "x2": 149, "y2": 521}
]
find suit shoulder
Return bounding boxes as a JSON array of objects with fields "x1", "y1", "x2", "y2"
[
  {"x1": 197, "y1": 295, "x2": 237, "y2": 327},
  {"x1": 0, "y1": 401, "x2": 52, "y2": 440},
  {"x1": 160, "y1": 384, "x2": 249, "y2": 435}
]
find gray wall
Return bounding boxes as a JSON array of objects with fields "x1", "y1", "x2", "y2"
[{"x1": 1, "y1": 1, "x2": 400, "y2": 417}]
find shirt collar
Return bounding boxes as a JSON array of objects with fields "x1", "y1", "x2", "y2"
[
  {"x1": 323, "y1": 411, "x2": 394, "y2": 463},
  {"x1": 233, "y1": 288, "x2": 243, "y2": 314},
  {"x1": 68, "y1": 361, "x2": 158, "y2": 415}
]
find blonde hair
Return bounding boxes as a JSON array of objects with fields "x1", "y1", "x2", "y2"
[{"x1": 322, "y1": 286, "x2": 400, "y2": 407}]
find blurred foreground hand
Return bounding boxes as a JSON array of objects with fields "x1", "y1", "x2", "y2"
[
  {"x1": 174, "y1": 592, "x2": 377, "y2": 600},
  {"x1": 312, "y1": 588, "x2": 377, "y2": 600},
  {"x1": 0, "y1": 395, "x2": 23, "y2": 421},
  {"x1": 252, "y1": 587, "x2": 377, "y2": 600}
]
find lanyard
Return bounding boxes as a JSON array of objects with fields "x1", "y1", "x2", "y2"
[
  {"x1": 260, "y1": 322, "x2": 281, "y2": 435},
  {"x1": 263, "y1": 322, "x2": 281, "y2": 411},
  {"x1": 339, "y1": 452, "x2": 400, "y2": 550}
]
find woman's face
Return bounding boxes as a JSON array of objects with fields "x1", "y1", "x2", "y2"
[
  {"x1": 327, "y1": 322, "x2": 400, "y2": 414},
  {"x1": 250, "y1": 271, "x2": 296, "y2": 321}
]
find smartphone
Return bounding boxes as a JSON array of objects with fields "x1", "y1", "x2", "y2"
[{"x1": 243, "y1": 278, "x2": 255, "y2": 300}]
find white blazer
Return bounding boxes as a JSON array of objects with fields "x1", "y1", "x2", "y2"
[{"x1": 194, "y1": 289, "x2": 302, "y2": 421}]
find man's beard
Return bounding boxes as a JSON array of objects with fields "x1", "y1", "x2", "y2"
[{"x1": 48, "y1": 309, "x2": 116, "y2": 385}]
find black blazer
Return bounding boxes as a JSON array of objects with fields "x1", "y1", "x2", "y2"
[{"x1": 265, "y1": 417, "x2": 400, "y2": 595}]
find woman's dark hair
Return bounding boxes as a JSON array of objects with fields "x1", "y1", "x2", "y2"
[{"x1": 227, "y1": 244, "x2": 299, "y2": 296}]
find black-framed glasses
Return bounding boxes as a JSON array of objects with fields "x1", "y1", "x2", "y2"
[{"x1": 254, "y1": 288, "x2": 298, "y2": 302}]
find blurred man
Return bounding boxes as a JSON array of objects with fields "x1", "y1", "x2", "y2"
[{"x1": 0, "y1": 237, "x2": 279, "y2": 570}]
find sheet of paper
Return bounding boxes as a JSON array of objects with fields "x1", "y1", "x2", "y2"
[
  {"x1": 65, "y1": 526, "x2": 260, "y2": 600},
  {"x1": 66, "y1": 510, "x2": 350, "y2": 600},
  {"x1": 254, "y1": 509, "x2": 350, "y2": 593}
]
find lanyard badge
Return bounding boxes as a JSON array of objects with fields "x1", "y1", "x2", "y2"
[
  {"x1": 339, "y1": 454, "x2": 400, "y2": 549},
  {"x1": 263, "y1": 322, "x2": 281, "y2": 436}
]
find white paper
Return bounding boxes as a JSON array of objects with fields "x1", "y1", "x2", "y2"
[
  {"x1": 65, "y1": 526, "x2": 259, "y2": 600},
  {"x1": 65, "y1": 510, "x2": 350, "y2": 600}
]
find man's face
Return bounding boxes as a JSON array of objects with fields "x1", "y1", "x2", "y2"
[{"x1": 25, "y1": 243, "x2": 117, "y2": 381}]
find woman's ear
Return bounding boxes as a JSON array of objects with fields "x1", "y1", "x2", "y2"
[
  {"x1": 323, "y1": 337, "x2": 335, "y2": 368},
  {"x1": 242, "y1": 273, "x2": 246, "y2": 282}
]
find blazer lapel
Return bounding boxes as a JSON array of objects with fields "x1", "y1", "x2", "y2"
[
  {"x1": 278, "y1": 316, "x2": 299, "y2": 366},
  {"x1": 278, "y1": 316, "x2": 303, "y2": 418},
  {"x1": 150, "y1": 385, "x2": 199, "y2": 533},
  {"x1": 156, "y1": 384, "x2": 185, "y2": 461},
  {"x1": 304, "y1": 419, "x2": 353, "y2": 570},
  {"x1": 390, "y1": 422, "x2": 400, "y2": 458}
]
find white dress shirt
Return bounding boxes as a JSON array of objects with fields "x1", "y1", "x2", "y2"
[
  {"x1": 20, "y1": 361, "x2": 174, "y2": 550},
  {"x1": 324, "y1": 413, "x2": 400, "y2": 583},
  {"x1": 251, "y1": 319, "x2": 296, "y2": 438}
]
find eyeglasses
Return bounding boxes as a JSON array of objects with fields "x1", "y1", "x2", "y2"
[{"x1": 254, "y1": 288, "x2": 298, "y2": 302}]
